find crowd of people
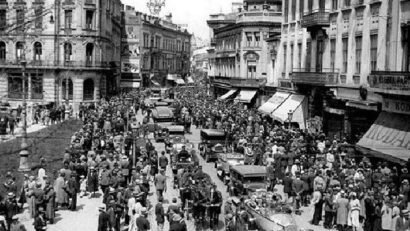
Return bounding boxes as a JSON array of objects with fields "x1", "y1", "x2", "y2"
[{"x1": 0, "y1": 84, "x2": 410, "y2": 231}]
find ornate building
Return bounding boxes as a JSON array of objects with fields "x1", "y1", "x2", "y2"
[
  {"x1": 0, "y1": 0, "x2": 122, "y2": 113},
  {"x1": 121, "y1": 6, "x2": 191, "y2": 90},
  {"x1": 207, "y1": 0, "x2": 282, "y2": 106}
]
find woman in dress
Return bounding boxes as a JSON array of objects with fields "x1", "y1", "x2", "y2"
[{"x1": 348, "y1": 192, "x2": 361, "y2": 231}]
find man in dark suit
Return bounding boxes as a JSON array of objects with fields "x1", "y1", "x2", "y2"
[
  {"x1": 169, "y1": 214, "x2": 187, "y2": 231},
  {"x1": 292, "y1": 172, "x2": 304, "y2": 213},
  {"x1": 283, "y1": 172, "x2": 293, "y2": 203},
  {"x1": 98, "y1": 205, "x2": 110, "y2": 231},
  {"x1": 396, "y1": 209, "x2": 410, "y2": 231}
]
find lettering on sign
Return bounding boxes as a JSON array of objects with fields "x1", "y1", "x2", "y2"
[
  {"x1": 383, "y1": 98, "x2": 410, "y2": 115},
  {"x1": 364, "y1": 124, "x2": 410, "y2": 150},
  {"x1": 370, "y1": 74, "x2": 410, "y2": 90}
]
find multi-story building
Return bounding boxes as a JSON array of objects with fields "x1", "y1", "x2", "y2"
[
  {"x1": 0, "y1": 0, "x2": 122, "y2": 113},
  {"x1": 207, "y1": 0, "x2": 282, "y2": 105},
  {"x1": 264, "y1": 0, "x2": 410, "y2": 161},
  {"x1": 121, "y1": 6, "x2": 192, "y2": 90}
]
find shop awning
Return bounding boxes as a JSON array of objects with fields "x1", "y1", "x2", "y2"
[
  {"x1": 175, "y1": 78, "x2": 185, "y2": 85},
  {"x1": 218, "y1": 89, "x2": 237, "y2": 100},
  {"x1": 151, "y1": 80, "x2": 160, "y2": 86},
  {"x1": 357, "y1": 112, "x2": 410, "y2": 163},
  {"x1": 235, "y1": 90, "x2": 257, "y2": 103},
  {"x1": 258, "y1": 92, "x2": 290, "y2": 115},
  {"x1": 187, "y1": 77, "x2": 194, "y2": 84},
  {"x1": 167, "y1": 74, "x2": 177, "y2": 81},
  {"x1": 271, "y1": 94, "x2": 308, "y2": 129}
]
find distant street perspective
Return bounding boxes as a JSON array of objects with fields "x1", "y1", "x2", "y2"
[{"x1": 0, "y1": 0, "x2": 410, "y2": 231}]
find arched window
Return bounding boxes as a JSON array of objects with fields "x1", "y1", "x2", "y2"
[
  {"x1": 16, "y1": 42, "x2": 25, "y2": 61},
  {"x1": 33, "y1": 42, "x2": 42, "y2": 62},
  {"x1": 85, "y1": 43, "x2": 93, "y2": 66},
  {"x1": 64, "y1": 42, "x2": 72, "y2": 63},
  {"x1": 83, "y1": 78, "x2": 94, "y2": 100},
  {"x1": 62, "y1": 78, "x2": 73, "y2": 100},
  {"x1": 0, "y1": 41, "x2": 6, "y2": 61}
]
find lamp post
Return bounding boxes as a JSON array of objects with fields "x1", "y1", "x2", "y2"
[
  {"x1": 287, "y1": 110, "x2": 294, "y2": 130},
  {"x1": 18, "y1": 60, "x2": 30, "y2": 172}
]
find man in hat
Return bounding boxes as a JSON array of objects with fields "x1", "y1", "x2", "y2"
[
  {"x1": 396, "y1": 209, "x2": 410, "y2": 231},
  {"x1": 154, "y1": 169, "x2": 167, "y2": 201},
  {"x1": 98, "y1": 205, "x2": 110, "y2": 231},
  {"x1": 136, "y1": 207, "x2": 150, "y2": 231},
  {"x1": 87, "y1": 166, "x2": 99, "y2": 198},
  {"x1": 209, "y1": 183, "x2": 222, "y2": 229},
  {"x1": 65, "y1": 174, "x2": 78, "y2": 211},
  {"x1": 158, "y1": 151, "x2": 169, "y2": 172},
  {"x1": 9, "y1": 214, "x2": 26, "y2": 231},
  {"x1": 169, "y1": 213, "x2": 187, "y2": 231},
  {"x1": 33, "y1": 207, "x2": 47, "y2": 231},
  {"x1": 155, "y1": 197, "x2": 165, "y2": 231},
  {"x1": 4, "y1": 192, "x2": 18, "y2": 231}
]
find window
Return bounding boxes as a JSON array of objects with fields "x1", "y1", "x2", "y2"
[
  {"x1": 143, "y1": 33, "x2": 149, "y2": 48},
  {"x1": 284, "y1": 0, "x2": 289, "y2": 23},
  {"x1": 8, "y1": 74, "x2": 28, "y2": 99},
  {"x1": 405, "y1": 30, "x2": 410, "y2": 71},
  {"x1": 16, "y1": 9, "x2": 24, "y2": 32},
  {"x1": 247, "y1": 61, "x2": 256, "y2": 78},
  {"x1": 292, "y1": 0, "x2": 296, "y2": 20},
  {"x1": 34, "y1": 7, "x2": 43, "y2": 29},
  {"x1": 342, "y1": 38, "x2": 348, "y2": 73},
  {"x1": 290, "y1": 44, "x2": 294, "y2": 72},
  {"x1": 86, "y1": 43, "x2": 93, "y2": 66},
  {"x1": 370, "y1": 34, "x2": 378, "y2": 71},
  {"x1": 344, "y1": 0, "x2": 350, "y2": 7},
  {"x1": 16, "y1": 42, "x2": 25, "y2": 61},
  {"x1": 316, "y1": 39, "x2": 324, "y2": 72},
  {"x1": 356, "y1": 9, "x2": 364, "y2": 20},
  {"x1": 0, "y1": 10, "x2": 5, "y2": 31},
  {"x1": 343, "y1": 13, "x2": 350, "y2": 23},
  {"x1": 83, "y1": 79, "x2": 94, "y2": 100},
  {"x1": 65, "y1": 10, "x2": 72, "y2": 29},
  {"x1": 299, "y1": 0, "x2": 304, "y2": 17},
  {"x1": 246, "y1": 32, "x2": 252, "y2": 47},
  {"x1": 330, "y1": 39, "x2": 336, "y2": 71},
  {"x1": 283, "y1": 45, "x2": 287, "y2": 72},
  {"x1": 306, "y1": 41, "x2": 311, "y2": 70},
  {"x1": 156, "y1": 36, "x2": 161, "y2": 49},
  {"x1": 355, "y1": 36, "x2": 362, "y2": 74},
  {"x1": 371, "y1": 6, "x2": 380, "y2": 17},
  {"x1": 308, "y1": 0, "x2": 313, "y2": 13},
  {"x1": 85, "y1": 10, "x2": 94, "y2": 29},
  {"x1": 0, "y1": 42, "x2": 5, "y2": 62},
  {"x1": 298, "y1": 43, "x2": 302, "y2": 68},
  {"x1": 31, "y1": 73, "x2": 43, "y2": 99},
  {"x1": 64, "y1": 42, "x2": 72, "y2": 62},
  {"x1": 332, "y1": 0, "x2": 338, "y2": 11},
  {"x1": 33, "y1": 42, "x2": 42, "y2": 62},
  {"x1": 319, "y1": 0, "x2": 325, "y2": 11},
  {"x1": 254, "y1": 32, "x2": 260, "y2": 47},
  {"x1": 62, "y1": 78, "x2": 73, "y2": 100},
  {"x1": 150, "y1": 36, "x2": 154, "y2": 48}
]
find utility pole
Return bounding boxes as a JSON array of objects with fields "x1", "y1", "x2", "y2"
[{"x1": 18, "y1": 60, "x2": 30, "y2": 172}]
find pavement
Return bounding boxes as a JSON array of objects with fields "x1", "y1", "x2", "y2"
[
  {"x1": 17, "y1": 110, "x2": 335, "y2": 231},
  {"x1": 0, "y1": 123, "x2": 52, "y2": 142}
]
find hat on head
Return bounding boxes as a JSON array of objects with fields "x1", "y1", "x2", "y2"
[
  {"x1": 98, "y1": 205, "x2": 106, "y2": 211},
  {"x1": 172, "y1": 213, "x2": 182, "y2": 222},
  {"x1": 402, "y1": 209, "x2": 410, "y2": 215},
  {"x1": 11, "y1": 215, "x2": 19, "y2": 220},
  {"x1": 7, "y1": 192, "x2": 14, "y2": 198},
  {"x1": 140, "y1": 207, "x2": 147, "y2": 215}
]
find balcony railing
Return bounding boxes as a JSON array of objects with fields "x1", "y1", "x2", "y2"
[
  {"x1": 237, "y1": 10, "x2": 282, "y2": 23},
  {"x1": 291, "y1": 68, "x2": 339, "y2": 86},
  {"x1": 301, "y1": 10, "x2": 330, "y2": 28},
  {"x1": 0, "y1": 60, "x2": 112, "y2": 70},
  {"x1": 213, "y1": 76, "x2": 266, "y2": 88},
  {"x1": 368, "y1": 71, "x2": 410, "y2": 91}
]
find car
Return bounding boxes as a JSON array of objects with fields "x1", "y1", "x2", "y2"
[
  {"x1": 199, "y1": 129, "x2": 227, "y2": 162},
  {"x1": 152, "y1": 106, "x2": 174, "y2": 123},
  {"x1": 215, "y1": 152, "x2": 245, "y2": 184},
  {"x1": 144, "y1": 98, "x2": 155, "y2": 108},
  {"x1": 170, "y1": 142, "x2": 198, "y2": 174},
  {"x1": 154, "y1": 127, "x2": 169, "y2": 143},
  {"x1": 164, "y1": 125, "x2": 185, "y2": 153},
  {"x1": 228, "y1": 165, "x2": 267, "y2": 196}
]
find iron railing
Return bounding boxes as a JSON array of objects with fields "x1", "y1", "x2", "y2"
[
  {"x1": 291, "y1": 68, "x2": 339, "y2": 85},
  {"x1": 301, "y1": 10, "x2": 330, "y2": 28}
]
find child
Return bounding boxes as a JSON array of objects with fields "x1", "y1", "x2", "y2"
[{"x1": 79, "y1": 175, "x2": 87, "y2": 198}]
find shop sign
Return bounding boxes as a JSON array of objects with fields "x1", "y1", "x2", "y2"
[
  {"x1": 369, "y1": 74, "x2": 410, "y2": 90},
  {"x1": 383, "y1": 98, "x2": 410, "y2": 115}
]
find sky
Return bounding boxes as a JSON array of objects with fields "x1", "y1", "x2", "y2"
[{"x1": 121, "y1": 0, "x2": 234, "y2": 40}]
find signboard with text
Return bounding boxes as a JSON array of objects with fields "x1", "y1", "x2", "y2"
[{"x1": 383, "y1": 98, "x2": 410, "y2": 115}]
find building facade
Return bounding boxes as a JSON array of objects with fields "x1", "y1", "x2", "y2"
[
  {"x1": 265, "y1": 0, "x2": 410, "y2": 159},
  {"x1": 121, "y1": 7, "x2": 191, "y2": 90},
  {"x1": 0, "y1": 0, "x2": 122, "y2": 113},
  {"x1": 207, "y1": 0, "x2": 282, "y2": 105}
]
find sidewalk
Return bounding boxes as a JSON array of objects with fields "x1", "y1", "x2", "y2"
[{"x1": 1, "y1": 123, "x2": 51, "y2": 142}]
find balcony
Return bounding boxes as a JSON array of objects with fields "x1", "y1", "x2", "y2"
[
  {"x1": 291, "y1": 68, "x2": 339, "y2": 86},
  {"x1": 0, "y1": 60, "x2": 111, "y2": 70},
  {"x1": 236, "y1": 10, "x2": 282, "y2": 24},
  {"x1": 368, "y1": 71, "x2": 410, "y2": 94},
  {"x1": 213, "y1": 76, "x2": 266, "y2": 88},
  {"x1": 301, "y1": 10, "x2": 330, "y2": 29}
]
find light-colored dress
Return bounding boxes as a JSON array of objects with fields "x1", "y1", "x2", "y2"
[
  {"x1": 381, "y1": 204, "x2": 393, "y2": 230},
  {"x1": 348, "y1": 199, "x2": 361, "y2": 228}
]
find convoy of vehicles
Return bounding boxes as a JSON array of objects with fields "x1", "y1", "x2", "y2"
[
  {"x1": 215, "y1": 152, "x2": 245, "y2": 184},
  {"x1": 229, "y1": 165, "x2": 267, "y2": 196}
]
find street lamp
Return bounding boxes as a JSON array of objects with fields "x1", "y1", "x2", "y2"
[
  {"x1": 18, "y1": 60, "x2": 30, "y2": 172},
  {"x1": 287, "y1": 110, "x2": 294, "y2": 130}
]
